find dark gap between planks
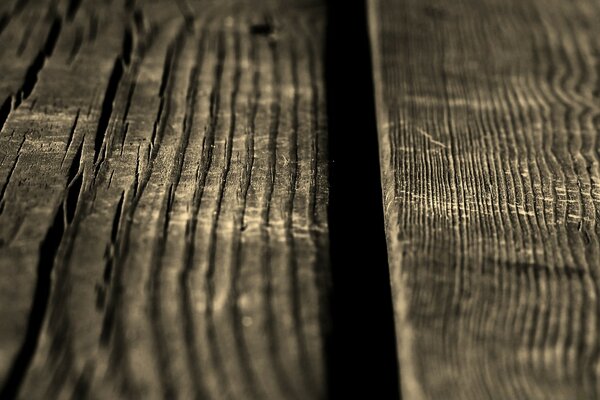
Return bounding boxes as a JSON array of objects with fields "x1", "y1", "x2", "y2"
[{"x1": 325, "y1": 0, "x2": 401, "y2": 399}]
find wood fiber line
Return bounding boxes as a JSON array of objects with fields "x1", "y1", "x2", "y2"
[
  {"x1": 0, "y1": 0, "x2": 329, "y2": 398},
  {"x1": 369, "y1": 0, "x2": 600, "y2": 398}
]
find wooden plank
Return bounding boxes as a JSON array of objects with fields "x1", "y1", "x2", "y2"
[
  {"x1": 0, "y1": 0, "x2": 329, "y2": 398},
  {"x1": 369, "y1": 0, "x2": 600, "y2": 398}
]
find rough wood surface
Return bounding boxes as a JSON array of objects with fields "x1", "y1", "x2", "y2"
[
  {"x1": 369, "y1": 0, "x2": 600, "y2": 398},
  {"x1": 0, "y1": 0, "x2": 329, "y2": 398}
]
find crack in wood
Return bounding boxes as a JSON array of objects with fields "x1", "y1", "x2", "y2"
[{"x1": 0, "y1": 137, "x2": 83, "y2": 398}]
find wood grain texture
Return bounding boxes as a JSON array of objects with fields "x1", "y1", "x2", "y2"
[
  {"x1": 369, "y1": 0, "x2": 600, "y2": 398},
  {"x1": 0, "y1": 0, "x2": 329, "y2": 398}
]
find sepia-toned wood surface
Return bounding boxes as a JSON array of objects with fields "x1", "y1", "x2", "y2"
[
  {"x1": 0, "y1": 0, "x2": 330, "y2": 398},
  {"x1": 369, "y1": 0, "x2": 600, "y2": 398}
]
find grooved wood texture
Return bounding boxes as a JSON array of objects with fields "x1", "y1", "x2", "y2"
[
  {"x1": 369, "y1": 0, "x2": 600, "y2": 398},
  {"x1": 0, "y1": 0, "x2": 329, "y2": 398}
]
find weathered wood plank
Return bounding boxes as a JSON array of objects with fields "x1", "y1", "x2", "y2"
[
  {"x1": 0, "y1": 0, "x2": 329, "y2": 398},
  {"x1": 369, "y1": 0, "x2": 600, "y2": 398}
]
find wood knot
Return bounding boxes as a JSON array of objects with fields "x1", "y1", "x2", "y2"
[{"x1": 250, "y1": 22, "x2": 274, "y2": 36}]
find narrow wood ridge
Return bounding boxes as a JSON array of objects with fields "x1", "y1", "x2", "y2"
[
  {"x1": 19, "y1": 17, "x2": 61, "y2": 103},
  {"x1": 1, "y1": 130, "x2": 84, "y2": 399},
  {"x1": 0, "y1": 13, "x2": 62, "y2": 137},
  {"x1": 0, "y1": 192, "x2": 64, "y2": 400}
]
